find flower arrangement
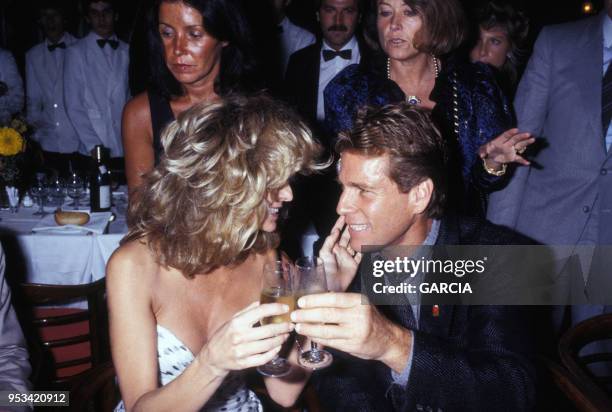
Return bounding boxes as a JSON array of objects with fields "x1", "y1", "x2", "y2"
[{"x1": 0, "y1": 115, "x2": 35, "y2": 187}]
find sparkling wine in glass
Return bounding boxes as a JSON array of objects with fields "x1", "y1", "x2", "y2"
[
  {"x1": 66, "y1": 173, "x2": 84, "y2": 210},
  {"x1": 295, "y1": 256, "x2": 333, "y2": 369},
  {"x1": 257, "y1": 260, "x2": 295, "y2": 378}
]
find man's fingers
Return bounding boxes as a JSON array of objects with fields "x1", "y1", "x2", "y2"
[
  {"x1": 501, "y1": 128, "x2": 520, "y2": 142},
  {"x1": 338, "y1": 224, "x2": 351, "y2": 249},
  {"x1": 291, "y1": 306, "x2": 349, "y2": 324},
  {"x1": 296, "y1": 292, "x2": 362, "y2": 309},
  {"x1": 321, "y1": 217, "x2": 345, "y2": 254},
  {"x1": 294, "y1": 323, "x2": 353, "y2": 340}
]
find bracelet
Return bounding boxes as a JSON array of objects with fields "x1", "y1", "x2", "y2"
[{"x1": 482, "y1": 157, "x2": 507, "y2": 176}]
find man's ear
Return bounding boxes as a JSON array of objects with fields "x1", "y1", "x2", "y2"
[{"x1": 408, "y1": 178, "x2": 433, "y2": 215}]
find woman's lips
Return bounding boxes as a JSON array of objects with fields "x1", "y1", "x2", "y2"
[{"x1": 171, "y1": 63, "x2": 196, "y2": 73}]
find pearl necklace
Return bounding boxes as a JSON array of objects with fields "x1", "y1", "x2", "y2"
[{"x1": 386, "y1": 56, "x2": 440, "y2": 105}]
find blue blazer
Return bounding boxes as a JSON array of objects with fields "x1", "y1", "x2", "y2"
[{"x1": 311, "y1": 214, "x2": 537, "y2": 412}]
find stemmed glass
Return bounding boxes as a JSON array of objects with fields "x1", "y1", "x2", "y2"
[
  {"x1": 66, "y1": 172, "x2": 84, "y2": 210},
  {"x1": 257, "y1": 260, "x2": 295, "y2": 377},
  {"x1": 30, "y1": 174, "x2": 49, "y2": 216},
  {"x1": 294, "y1": 256, "x2": 333, "y2": 369},
  {"x1": 48, "y1": 177, "x2": 66, "y2": 209}
]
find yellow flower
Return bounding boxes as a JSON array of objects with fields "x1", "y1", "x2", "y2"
[{"x1": 0, "y1": 127, "x2": 25, "y2": 156}]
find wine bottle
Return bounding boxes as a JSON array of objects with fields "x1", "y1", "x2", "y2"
[{"x1": 89, "y1": 145, "x2": 111, "y2": 212}]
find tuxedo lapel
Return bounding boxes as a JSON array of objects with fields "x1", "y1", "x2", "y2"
[{"x1": 304, "y1": 42, "x2": 322, "y2": 120}]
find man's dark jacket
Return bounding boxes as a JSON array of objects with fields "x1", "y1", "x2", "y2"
[{"x1": 312, "y1": 214, "x2": 537, "y2": 412}]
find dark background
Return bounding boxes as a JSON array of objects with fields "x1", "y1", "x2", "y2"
[{"x1": 0, "y1": 0, "x2": 605, "y2": 79}]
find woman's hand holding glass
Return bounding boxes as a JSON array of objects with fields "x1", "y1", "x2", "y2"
[{"x1": 199, "y1": 301, "x2": 293, "y2": 379}]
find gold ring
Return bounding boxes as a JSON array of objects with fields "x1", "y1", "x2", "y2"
[{"x1": 515, "y1": 146, "x2": 526, "y2": 155}]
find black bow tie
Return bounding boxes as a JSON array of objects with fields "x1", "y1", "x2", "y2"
[
  {"x1": 48, "y1": 42, "x2": 66, "y2": 52},
  {"x1": 322, "y1": 49, "x2": 352, "y2": 62},
  {"x1": 97, "y1": 39, "x2": 119, "y2": 50}
]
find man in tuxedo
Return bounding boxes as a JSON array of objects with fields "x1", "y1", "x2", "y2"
[
  {"x1": 271, "y1": 0, "x2": 316, "y2": 75},
  {"x1": 64, "y1": 0, "x2": 129, "y2": 172},
  {"x1": 487, "y1": 1, "x2": 612, "y2": 350},
  {"x1": 291, "y1": 104, "x2": 535, "y2": 411},
  {"x1": 26, "y1": 1, "x2": 79, "y2": 175},
  {"x1": 282, "y1": 0, "x2": 365, "y2": 258},
  {"x1": 0, "y1": 49, "x2": 24, "y2": 123}
]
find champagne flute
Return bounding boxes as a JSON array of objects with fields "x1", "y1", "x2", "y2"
[
  {"x1": 295, "y1": 256, "x2": 333, "y2": 369},
  {"x1": 257, "y1": 260, "x2": 295, "y2": 377},
  {"x1": 66, "y1": 172, "x2": 84, "y2": 210}
]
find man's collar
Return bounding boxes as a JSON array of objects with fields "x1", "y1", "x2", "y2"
[
  {"x1": 322, "y1": 35, "x2": 358, "y2": 52},
  {"x1": 46, "y1": 33, "x2": 67, "y2": 47},
  {"x1": 94, "y1": 33, "x2": 117, "y2": 41},
  {"x1": 604, "y1": 12, "x2": 612, "y2": 49},
  {"x1": 279, "y1": 16, "x2": 290, "y2": 31},
  {"x1": 423, "y1": 219, "x2": 441, "y2": 246}
]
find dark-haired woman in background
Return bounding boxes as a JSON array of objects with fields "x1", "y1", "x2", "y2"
[
  {"x1": 325, "y1": 0, "x2": 534, "y2": 217},
  {"x1": 122, "y1": 0, "x2": 259, "y2": 191},
  {"x1": 469, "y1": 0, "x2": 529, "y2": 99}
]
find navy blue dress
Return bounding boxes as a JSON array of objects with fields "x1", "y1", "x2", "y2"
[{"x1": 324, "y1": 56, "x2": 514, "y2": 217}]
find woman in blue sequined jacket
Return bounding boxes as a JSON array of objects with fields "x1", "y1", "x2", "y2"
[{"x1": 324, "y1": 0, "x2": 534, "y2": 217}]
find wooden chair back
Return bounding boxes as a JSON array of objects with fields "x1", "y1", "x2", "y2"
[
  {"x1": 557, "y1": 313, "x2": 612, "y2": 411},
  {"x1": 19, "y1": 277, "x2": 108, "y2": 388}
]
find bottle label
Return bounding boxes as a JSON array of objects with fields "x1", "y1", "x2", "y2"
[
  {"x1": 99, "y1": 185, "x2": 111, "y2": 209},
  {"x1": 99, "y1": 165, "x2": 108, "y2": 175}
]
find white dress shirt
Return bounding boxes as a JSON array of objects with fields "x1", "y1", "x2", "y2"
[
  {"x1": 0, "y1": 49, "x2": 24, "y2": 123},
  {"x1": 317, "y1": 36, "x2": 360, "y2": 121},
  {"x1": 279, "y1": 17, "x2": 315, "y2": 74},
  {"x1": 64, "y1": 32, "x2": 130, "y2": 157},
  {"x1": 26, "y1": 33, "x2": 80, "y2": 153}
]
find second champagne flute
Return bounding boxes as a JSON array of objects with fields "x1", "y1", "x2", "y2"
[
  {"x1": 295, "y1": 256, "x2": 333, "y2": 369},
  {"x1": 256, "y1": 260, "x2": 295, "y2": 378}
]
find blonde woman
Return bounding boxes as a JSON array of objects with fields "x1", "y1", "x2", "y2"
[{"x1": 108, "y1": 94, "x2": 325, "y2": 411}]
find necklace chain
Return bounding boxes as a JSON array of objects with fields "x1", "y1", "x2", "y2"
[{"x1": 386, "y1": 56, "x2": 440, "y2": 105}]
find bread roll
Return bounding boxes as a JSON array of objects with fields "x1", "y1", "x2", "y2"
[{"x1": 54, "y1": 211, "x2": 90, "y2": 226}]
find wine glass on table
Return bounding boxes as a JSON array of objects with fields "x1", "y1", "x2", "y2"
[
  {"x1": 48, "y1": 177, "x2": 66, "y2": 209},
  {"x1": 30, "y1": 174, "x2": 49, "y2": 216},
  {"x1": 294, "y1": 256, "x2": 333, "y2": 369},
  {"x1": 66, "y1": 172, "x2": 84, "y2": 210},
  {"x1": 257, "y1": 260, "x2": 295, "y2": 378}
]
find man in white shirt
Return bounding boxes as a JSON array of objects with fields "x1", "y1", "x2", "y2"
[
  {"x1": 64, "y1": 0, "x2": 129, "y2": 170},
  {"x1": 271, "y1": 0, "x2": 316, "y2": 74},
  {"x1": 282, "y1": 0, "x2": 366, "y2": 259},
  {"x1": 26, "y1": 2, "x2": 79, "y2": 175},
  {"x1": 0, "y1": 49, "x2": 24, "y2": 124}
]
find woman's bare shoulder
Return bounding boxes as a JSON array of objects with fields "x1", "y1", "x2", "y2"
[
  {"x1": 123, "y1": 92, "x2": 152, "y2": 128},
  {"x1": 107, "y1": 238, "x2": 158, "y2": 288}
]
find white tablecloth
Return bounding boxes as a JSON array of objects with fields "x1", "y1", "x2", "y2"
[{"x1": 0, "y1": 192, "x2": 128, "y2": 285}]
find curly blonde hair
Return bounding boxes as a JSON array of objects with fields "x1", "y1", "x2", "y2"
[{"x1": 124, "y1": 94, "x2": 326, "y2": 277}]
